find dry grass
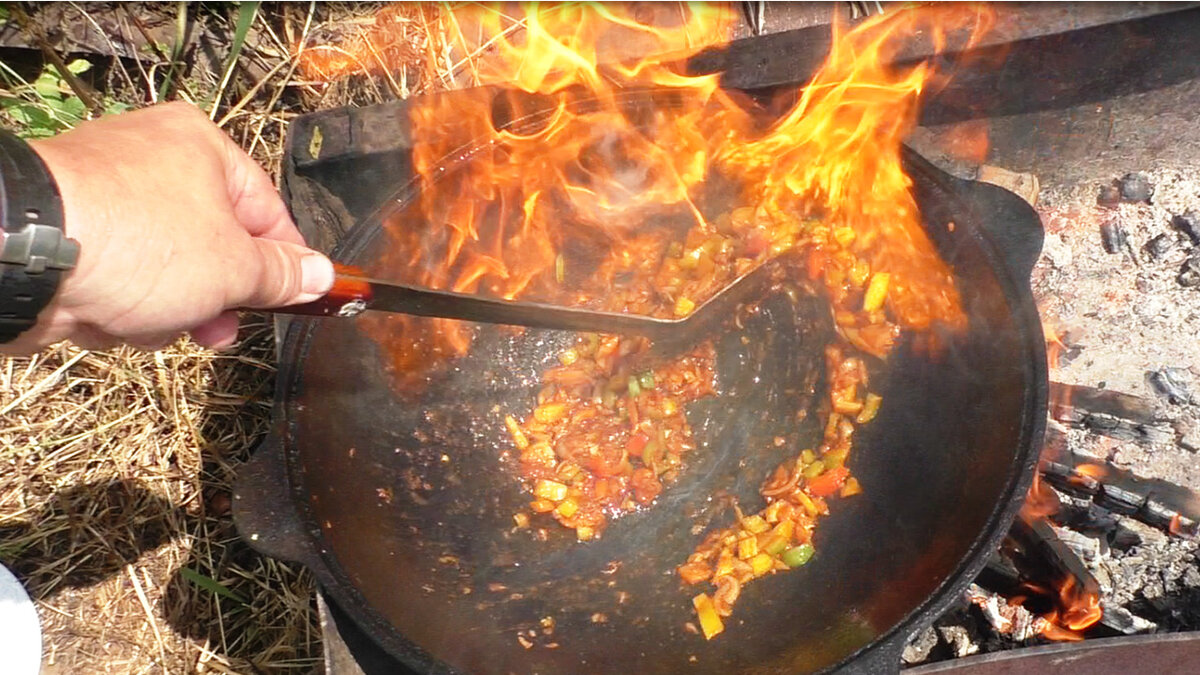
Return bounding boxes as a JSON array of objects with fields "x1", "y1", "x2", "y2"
[
  {"x1": 0, "y1": 321, "x2": 317, "y2": 673},
  {"x1": 0, "y1": 3, "x2": 448, "y2": 673}
]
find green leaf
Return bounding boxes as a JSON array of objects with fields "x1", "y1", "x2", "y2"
[
  {"x1": 65, "y1": 58, "x2": 92, "y2": 75},
  {"x1": 5, "y1": 104, "x2": 60, "y2": 134},
  {"x1": 104, "y1": 100, "x2": 132, "y2": 116},
  {"x1": 210, "y1": 1, "x2": 260, "y2": 115},
  {"x1": 178, "y1": 567, "x2": 248, "y2": 605},
  {"x1": 33, "y1": 72, "x2": 63, "y2": 100},
  {"x1": 58, "y1": 96, "x2": 87, "y2": 122}
]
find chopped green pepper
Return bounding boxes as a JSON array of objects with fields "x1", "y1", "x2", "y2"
[
  {"x1": 802, "y1": 460, "x2": 826, "y2": 479},
  {"x1": 638, "y1": 371, "x2": 656, "y2": 390},
  {"x1": 782, "y1": 544, "x2": 815, "y2": 568},
  {"x1": 627, "y1": 375, "x2": 642, "y2": 397}
]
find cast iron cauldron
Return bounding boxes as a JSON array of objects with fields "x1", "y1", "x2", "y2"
[{"x1": 234, "y1": 93, "x2": 1047, "y2": 674}]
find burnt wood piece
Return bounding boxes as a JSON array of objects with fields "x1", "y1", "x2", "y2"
[
  {"x1": 1012, "y1": 517, "x2": 1102, "y2": 600},
  {"x1": 1039, "y1": 456, "x2": 1200, "y2": 538},
  {"x1": 689, "y1": 4, "x2": 1200, "y2": 125},
  {"x1": 977, "y1": 517, "x2": 1103, "y2": 626},
  {"x1": 1048, "y1": 382, "x2": 1173, "y2": 444},
  {"x1": 1100, "y1": 221, "x2": 1128, "y2": 255},
  {"x1": 978, "y1": 552, "x2": 1146, "y2": 638}
]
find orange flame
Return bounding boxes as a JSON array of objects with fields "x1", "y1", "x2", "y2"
[
  {"x1": 1074, "y1": 463, "x2": 1107, "y2": 480},
  {"x1": 299, "y1": 5, "x2": 985, "y2": 383},
  {"x1": 1029, "y1": 573, "x2": 1103, "y2": 640},
  {"x1": 1043, "y1": 321, "x2": 1067, "y2": 369},
  {"x1": 1021, "y1": 472, "x2": 1061, "y2": 520}
]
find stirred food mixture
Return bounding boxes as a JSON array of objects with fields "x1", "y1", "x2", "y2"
[{"x1": 503, "y1": 203, "x2": 894, "y2": 638}]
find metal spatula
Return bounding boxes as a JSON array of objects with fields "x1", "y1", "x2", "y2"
[{"x1": 271, "y1": 263, "x2": 777, "y2": 348}]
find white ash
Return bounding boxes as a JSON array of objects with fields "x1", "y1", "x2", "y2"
[
  {"x1": 904, "y1": 164, "x2": 1200, "y2": 667},
  {"x1": 1035, "y1": 167, "x2": 1200, "y2": 405},
  {"x1": 1037, "y1": 166, "x2": 1200, "y2": 635},
  {"x1": 1034, "y1": 166, "x2": 1200, "y2": 491}
]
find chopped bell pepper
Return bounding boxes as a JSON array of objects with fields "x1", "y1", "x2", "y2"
[
  {"x1": 693, "y1": 593, "x2": 725, "y2": 639},
  {"x1": 807, "y1": 465, "x2": 850, "y2": 497},
  {"x1": 782, "y1": 544, "x2": 815, "y2": 568}
]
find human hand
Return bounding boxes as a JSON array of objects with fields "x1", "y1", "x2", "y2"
[{"x1": 4, "y1": 102, "x2": 333, "y2": 353}]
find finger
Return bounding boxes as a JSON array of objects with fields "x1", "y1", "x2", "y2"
[
  {"x1": 190, "y1": 311, "x2": 241, "y2": 350},
  {"x1": 231, "y1": 238, "x2": 335, "y2": 309},
  {"x1": 218, "y1": 132, "x2": 306, "y2": 246}
]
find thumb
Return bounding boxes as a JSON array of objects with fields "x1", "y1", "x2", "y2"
[{"x1": 234, "y1": 238, "x2": 335, "y2": 309}]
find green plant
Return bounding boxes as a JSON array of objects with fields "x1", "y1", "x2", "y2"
[{"x1": 0, "y1": 59, "x2": 131, "y2": 138}]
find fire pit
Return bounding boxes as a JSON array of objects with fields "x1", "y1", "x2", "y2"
[{"x1": 237, "y1": 3, "x2": 1200, "y2": 673}]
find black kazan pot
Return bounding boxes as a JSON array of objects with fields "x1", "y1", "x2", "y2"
[{"x1": 235, "y1": 93, "x2": 1047, "y2": 674}]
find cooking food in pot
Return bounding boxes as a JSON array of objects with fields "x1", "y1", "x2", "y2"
[{"x1": 499, "y1": 197, "x2": 918, "y2": 637}]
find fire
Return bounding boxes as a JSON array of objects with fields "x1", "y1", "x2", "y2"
[
  {"x1": 297, "y1": 5, "x2": 990, "y2": 385},
  {"x1": 1074, "y1": 463, "x2": 1107, "y2": 480},
  {"x1": 1043, "y1": 321, "x2": 1067, "y2": 369},
  {"x1": 1024, "y1": 573, "x2": 1103, "y2": 641},
  {"x1": 299, "y1": 3, "x2": 1113, "y2": 646},
  {"x1": 1021, "y1": 472, "x2": 1061, "y2": 520}
]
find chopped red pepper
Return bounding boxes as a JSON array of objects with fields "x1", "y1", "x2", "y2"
[
  {"x1": 625, "y1": 431, "x2": 651, "y2": 458},
  {"x1": 630, "y1": 467, "x2": 662, "y2": 504},
  {"x1": 806, "y1": 465, "x2": 850, "y2": 497}
]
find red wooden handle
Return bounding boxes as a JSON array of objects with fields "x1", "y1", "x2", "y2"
[{"x1": 280, "y1": 264, "x2": 374, "y2": 317}]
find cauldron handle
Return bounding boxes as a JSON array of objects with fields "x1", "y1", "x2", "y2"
[{"x1": 233, "y1": 431, "x2": 321, "y2": 568}]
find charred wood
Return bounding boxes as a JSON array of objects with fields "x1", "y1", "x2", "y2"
[
  {"x1": 1040, "y1": 456, "x2": 1200, "y2": 539},
  {"x1": 1048, "y1": 382, "x2": 1173, "y2": 444}
]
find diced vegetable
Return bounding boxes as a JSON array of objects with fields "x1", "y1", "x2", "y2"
[
  {"x1": 802, "y1": 460, "x2": 826, "y2": 479},
  {"x1": 833, "y1": 226, "x2": 856, "y2": 247},
  {"x1": 556, "y1": 460, "x2": 583, "y2": 481},
  {"x1": 863, "y1": 272, "x2": 890, "y2": 312},
  {"x1": 641, "y1": 439, "x2": 662, "y2": 471},
  {"x1": 679, "y1": 561, "x2": 712, "y2": 584},
  {"x1": 714, "y1": 551, "x2": 736, "y2": 579},
  {"x1": 833, "y1": 398, "x2": 864, "y2": 416},
  {"x1": 737, "y1": 535, "x2": 758, "y2": 560},
  {"x1": 761, "y1": 519, "x2": 795, "y2": 555},
  {"x1": 522, "y1": 442, "x2": 556, "y2": 467},
  {"x1": 749, "y1": 552, "x2": 774, "y2": 576},
  {"x1": 674, "y1": 296, "x2": 696, "y2": 317},
  {"x1": 638, "y1": 371, "x2": 656, "y2": 390},
  {"x1": 505, "y1": 415, "x2": 529, "y2": 450},
  {"x1": 576, "y1": 525, "x2": 595, "y2": 541},
  {"x1": 627, "y1": 375, "x2": 642, "y2": 397},
  {"x1": 554, "y1": 498, "x2": 579, "y2": 518},
  {"x1": 534, "y1": 402, "x2": 568, "y2": 424},
  {"x1": 533, "y1": 479, "x2": 569, "y2": 502},
  {"x1": 807, "y1": 465, "x2": 850, "y2": 497},
  {"x1": 693, "y1": 593, "x2": 725, "y2": 640},
  {"x1": 625, "y1": 432, "x2": 650, "y2": 457},
  {"x1": 794, "y1": 490, "x2": 820, "y2": 517},
  {"x1": 856, "y1": 393, "x2": 883, "y2": 423},
  {"x1": 513, "y1": 512, "x2": 530, "y2": 528},
  {"x1": 840, "y1": 477, "x2": 863, "y2": 497},
  {"x1": 661, "y1": 397, "x2": 678, "y2": 416},
  {"x1": 742, "y1": 515, "x2": 769, "y2": 534},
  {"x1": 558, "y1": 348, "x2": 579, "y2": 366},
  {"x1": 782, "y1": 544, "x2": 815, "y2": 568},
  {"x1": 555, "y1": 253, "x2": 565, "y2": 283}
]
